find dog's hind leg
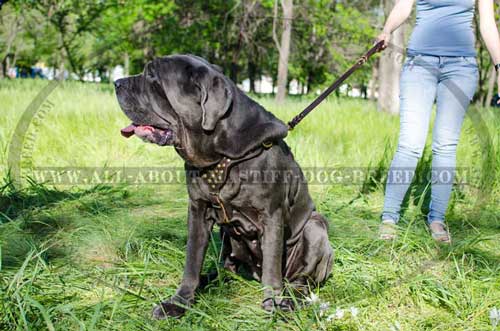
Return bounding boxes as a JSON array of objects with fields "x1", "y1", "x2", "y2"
[
  {"x1": 301, "y1": 212, "x2": 334, "y2": 285},
  {"x1": 284, "y1": 212, "x2": 334, "y2": 303}
]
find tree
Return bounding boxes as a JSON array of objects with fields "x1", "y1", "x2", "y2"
[
  {"x1": 0, "y1": 4, "x2": 23, "y2": 78},
  {"x1": 273, "y1": 0, "x2": 293, "y2": 103},
  {"x1": 0, "y1": 0, "x2": 398, "y2": 103}
]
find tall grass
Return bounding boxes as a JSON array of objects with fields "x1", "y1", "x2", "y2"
[{"x1": 0, "y1": 79, "x2": 499, "y2": 330}]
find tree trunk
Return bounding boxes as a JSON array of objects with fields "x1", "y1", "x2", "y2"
[
  {"x1": 3, "y1": 56, "x2": 10, "y2": 78},
  {"x1": 124, "y1": 52, "x2": 130, "y2": 77},
  {"x1": 274, "y1": 0, "x2": 293, "y2": 103},
  {"x1": 377, "y1": 0, "x2": 404, "y2": 114},
  {"x1": 368, "y1": 58, "x2": 379, "y2": 101},
  {"x1": 248, "y1": 60, "x2": 256, "y2": 93},
  {"x1": 1, "y1": 15, "x2": 21, "y2": 79},
  {"x1": 361, "y1": 84, "x2": 368, "y2": 99},
  {"x1": 57, "y1": 48, "x2": 66, "y2": 80},
  {"x1": 11, "y1": 52, "x2": 17, "y2": 71},
  {"x1": 230, "y1": 62, "x2": 238, "y2": 84},
  {"x1": 306, "y1": 72, "x2": 313, "y2": 95}
]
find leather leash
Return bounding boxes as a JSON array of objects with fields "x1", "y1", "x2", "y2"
[{"x1": 287, "y1": 40, "x2": 385, "y2": 130}]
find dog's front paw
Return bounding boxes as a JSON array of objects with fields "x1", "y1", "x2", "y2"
[{"x1": 152, "y1": 299, "x2": 188, "y2": 320}]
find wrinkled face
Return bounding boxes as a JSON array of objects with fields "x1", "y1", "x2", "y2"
[{"x1": 114, "y1": 55, "x2": 232, "y2": 147}]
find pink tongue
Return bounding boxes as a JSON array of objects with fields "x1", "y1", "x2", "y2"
[
  {"x1": 121, "y1": 124, "x2": 156, "y2": 138},
  {"x1": 121, "y1": 124, "x2": 137, "y2": 138}
]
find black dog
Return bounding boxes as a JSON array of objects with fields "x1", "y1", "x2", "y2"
[{"x1": 115, "y1": 55, "x2": 333, "y2": 319}]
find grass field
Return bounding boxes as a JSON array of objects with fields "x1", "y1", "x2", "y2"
[{"x1": 0, "y1": 79, "x2": 499, "y2": 330}]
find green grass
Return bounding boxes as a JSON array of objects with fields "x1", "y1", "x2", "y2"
[{"x1": 0, "y1": 79, "x2": 499, "y2": 330}]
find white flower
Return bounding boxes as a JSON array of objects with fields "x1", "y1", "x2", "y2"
[
  {"x1": 335, "y1": 308, "x2": 345, "y2": 320},
  {"x1": 350, "y1": 306, "x2": 359, "y2": 318},
  {"x1": 319, "y1": 302, "x2": 330, "y2": 317},
  {"x1": 305, "y1": 292, "x2": 320, "y2": 305},
  {"x1": 490, "y1": 307, "x2": 500, "y2": 328},
  {"x1": 325, "y1": 308, "x2": 345, "y2": 322}
]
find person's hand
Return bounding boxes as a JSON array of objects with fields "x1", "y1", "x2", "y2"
[{"x1": 375, "y1": 29, "x2": 391, "y2": 49}]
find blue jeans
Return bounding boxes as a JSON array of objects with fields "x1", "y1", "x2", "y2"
[{"x1": 382, "y1": 54, "x2": 478, "y2": 224}]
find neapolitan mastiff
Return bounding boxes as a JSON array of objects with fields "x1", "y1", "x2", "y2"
[{"x1": 114, "y1": 55, "x2": 333, "y2": 319}]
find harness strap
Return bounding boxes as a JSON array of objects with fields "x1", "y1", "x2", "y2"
[
  {"x1": 201, "y1": 141, "x2": 274, "y2": 224},
  {"x1": 214, "y1": 194, "x2": 230, "y2": 224}
]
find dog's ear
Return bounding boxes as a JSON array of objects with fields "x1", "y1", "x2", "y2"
[
  {"x1": 199, "y1": 75, "x2": 233, "y2": 131},
  {"x1": 215, "y1": 98, "x2": 289, "y2": 159}
]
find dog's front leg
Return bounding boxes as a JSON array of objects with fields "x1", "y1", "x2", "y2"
[
  {"x1": 152, "y1": 200, "x2": 213, "y2": 319},
  {"x1": 260, "y1": 208, "x2": 288, "y2": 312}
]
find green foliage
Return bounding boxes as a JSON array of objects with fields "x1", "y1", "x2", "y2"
[
  {"x1": 2, "y1": 1, "x2": 499, "y2": 101},
  {"x1": 291, "y1": 2, "x2": 376, "y2": 92},
  {"x1": 0, "y1": 0, "x2": 381, "y2": 92}
]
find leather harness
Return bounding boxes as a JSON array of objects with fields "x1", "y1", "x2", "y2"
[{"x1": 199, "y1": 142, "x2": 273, "y2": 224}]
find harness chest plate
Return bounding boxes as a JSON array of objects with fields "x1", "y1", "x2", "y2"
[{"x1": 198, "y1": 143, "x2": 272, "y2": 224}]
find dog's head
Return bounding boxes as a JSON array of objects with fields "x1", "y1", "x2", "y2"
[{"x1": 115, "y1": 54, "x2": 288, "y2": 167}]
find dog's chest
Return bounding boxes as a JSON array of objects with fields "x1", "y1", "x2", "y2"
[
  {"x1": 200, "y1": 179, "x2": 264, "y2": 274},
  {"x1": 202, "y1": 183, "x2": 263, "y2": 237},
  {"x1": 191, "y1": 164, "x2": 263, "y2": 237}
]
